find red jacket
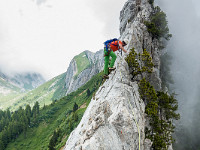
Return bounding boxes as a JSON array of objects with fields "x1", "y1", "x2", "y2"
[{"x1": 109, "y1": 40, "x2": 122, "y2": 52}]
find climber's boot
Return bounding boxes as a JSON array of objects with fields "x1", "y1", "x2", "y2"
[
  {"x1": 109, "y1": 67, "x2": 116, "y2": 71},
  {"x1": 103, "y1": 75, "x2": 109, "y2": 79}
]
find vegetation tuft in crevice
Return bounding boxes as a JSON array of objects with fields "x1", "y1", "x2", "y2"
[
  {"x1": 139, "y1": 78, "x2": 180, "y2": 149},
  {"x1": 126, "y1": 44, "x2": 179, "y2": 149},
  {"x1": 144, "y1": 6, "x2": 172, "y2": 41},
  {"x1": 125, "y1": 48, "x2": 154, "y2": 79}
]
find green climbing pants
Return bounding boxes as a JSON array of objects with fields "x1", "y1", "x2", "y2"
[{"x1": 104, "y1": 49, "x2": 117, "y2": 75}]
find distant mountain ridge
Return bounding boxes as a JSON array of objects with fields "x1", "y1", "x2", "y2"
[
  {"x1": 0, "y1": 70, "x2": 45, "y2": 110},
  {"x1": 14, "y1": 50, "x2": 104, "y2": 109},
  {"x1": 0, "y1": 70, "x2": 45, "y2": 92},
  {"x1": 0, "y1": 50, "x2": 104, "y2": 110},
  {"x1": 8, "y1": 72, "x2": 67, "y2": 110},
  {"x1": 0, "y1": 76, "x2": 21, "y2": 95},
  {"x1": 65, "y1": 50, "x2": 104, "y2": 94}
]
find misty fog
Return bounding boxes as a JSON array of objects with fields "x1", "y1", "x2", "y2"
[{"x1": 156, "y1": 0, "x2": 200, "y2": 149}]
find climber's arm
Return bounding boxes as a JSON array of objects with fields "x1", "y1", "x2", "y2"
[{"x1": 119, "y1": 43, "x2": 127, "y2": 53}]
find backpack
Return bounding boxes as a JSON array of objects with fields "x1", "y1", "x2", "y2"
[{"x1": 104, "y1": 38, "x2": 119, "y2": 52}]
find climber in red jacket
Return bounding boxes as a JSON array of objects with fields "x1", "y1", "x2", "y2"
[{"x1": 104, "y1": 39, "x2": 128, "y2": 79}]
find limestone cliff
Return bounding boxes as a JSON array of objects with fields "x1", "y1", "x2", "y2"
[
  {"x1": 64, "y1": 0, "x2": 171, "y2": 149},
  {"x1": 65, "y1": 50, "x2": 104, "y2": 95}
]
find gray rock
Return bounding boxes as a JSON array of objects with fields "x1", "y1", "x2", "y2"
[
  {"x1": 64, "y1": 56, "x2": 148, "y2": 150},
  {"x1": 65, "y1": 50, "x2": 104, "y2": 95},
  {"x1": 119, "y1": 0, "x2": 162, "y2": 91},
  {"x1": 64, "y1": 0, "x2": 172, "y2": 149}
]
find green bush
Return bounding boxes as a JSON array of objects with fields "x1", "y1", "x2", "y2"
[
  {"x1": 139, "y1": 79, "x2": 180, "y2": 149},
  {"x1": 144, "y1": 6, "x2": 172, "y2": 40},
  {"x1": 141, "y1": 49, "x2": 154, "y2": 73},
  {"x1": 73, "y1": 103, "x2": 78, "y2": 112},
  {"x1": 125, "y1": 48, "x2": 154, "y2": 78},
  {"x1": 148, "y1": 0, "x2": 154, "y2": 5},
  {"x1": 125, "y1": 47, "x2": 140, "y2": 76}
]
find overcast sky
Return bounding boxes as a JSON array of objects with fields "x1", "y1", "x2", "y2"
[
  {"x1": 0, "y1": 0, "x2": 126, "y2": 79},
  {"x1": 155, "y1": 0, "x2": 200, "y2": 106}
]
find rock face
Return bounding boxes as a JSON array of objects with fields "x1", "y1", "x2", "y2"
[
  {"x1": 64, "y1": 56, "x2": 151, "y2": 150},
  {"x1": 119, "y1": 0, "x2": 162, "y2": 91},
  {"x1": 64, "y1": 0, "x2": 166, "y2": 149},
  {"x1": 65, "y1": 50, "x2": 104, "y2": 95}
]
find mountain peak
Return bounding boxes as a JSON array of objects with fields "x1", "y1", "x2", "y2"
[{"x1": 65, "y1": 50, "x2": 104, "y2": 95}]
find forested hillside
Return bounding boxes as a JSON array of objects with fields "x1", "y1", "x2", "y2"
[{"x1": 0, "y1": 72, "x2": 104, "y2": 150}]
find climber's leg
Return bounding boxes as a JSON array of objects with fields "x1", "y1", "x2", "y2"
[
  {"x1": 104, "y1": 49, "x2": 110, "y2": 75},
  {"x1": 109, "y1": 51, "x2": 117, "y2": 68}
]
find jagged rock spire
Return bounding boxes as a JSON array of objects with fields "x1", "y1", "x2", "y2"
[{"x1": 64, "y1": 0, "x2": 170, "y2": 149}]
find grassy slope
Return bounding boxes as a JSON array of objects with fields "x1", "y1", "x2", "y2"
[
  {"x1": 0, "y1": 78, "x2": 21, "y2": 92},
  {"x1": 0, "y1": 51, "x2": 91, "y2": 111},
  {"x1": 0, "y1": 78, "x2": 22, "y2": 109},
  {"x1": 0, "y1": 93, "x2": 22, "y2": 110},
  {"x1": 9, "y1": 73, "x2": 67, "y2": 111},
  {"x1": 6, "y1": 72, "x2": 104, "y2": 150},
  {"x1": 74, "y1": 51, "x2": 90, "y2": 78}
]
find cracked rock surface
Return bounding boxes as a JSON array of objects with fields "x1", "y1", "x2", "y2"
[
  {"x1": 64, "y1": 0, "x2": 172, "y2": 149},
  {"x1": 64, "y1": 54, "x2": 150, "y2": 150}
]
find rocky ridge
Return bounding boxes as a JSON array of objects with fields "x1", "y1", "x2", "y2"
[{"x1": 64, "y1": 0, "x2": 169, "y2": 149}]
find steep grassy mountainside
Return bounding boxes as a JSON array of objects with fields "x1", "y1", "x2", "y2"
[
  {"x1": 0, "y1": 50, "x2": 103, "y2": 111},
  {"x1": 65, "y1": 50, "x2": 104, "y2": 94},
  {"x1": 0, "y1": 77, "x2": 22, "y2": 109},
  {"x1": 0, "y1": 71, "x2": 45, "y2": 110},
  {"x1": 0, "y1": 77, "x2": 21, "y2": 93},
  {"x1": 9, "y1": 73, "x2": 67, "y2": 111},
  {"x1": 73, "y1": 51, "x2": 90, "y2": 78},
  {"x1": 4, "y1": 72, "x2": 104, "y2": 150}
]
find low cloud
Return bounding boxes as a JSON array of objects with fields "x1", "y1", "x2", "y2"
[
  {"x1": 85, "y1": 0, "x2": 127, "y2": 38},
  {"x1": 156, "y1": 0, "x2": 200, "y2": 148},
  {"x1": 0, "y1": 0, "x2": 122, "y2": 79}
]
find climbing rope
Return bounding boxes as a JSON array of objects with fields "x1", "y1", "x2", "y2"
[{"x1": 117, "y1": 53, "x2": 141, "y2": 150}]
